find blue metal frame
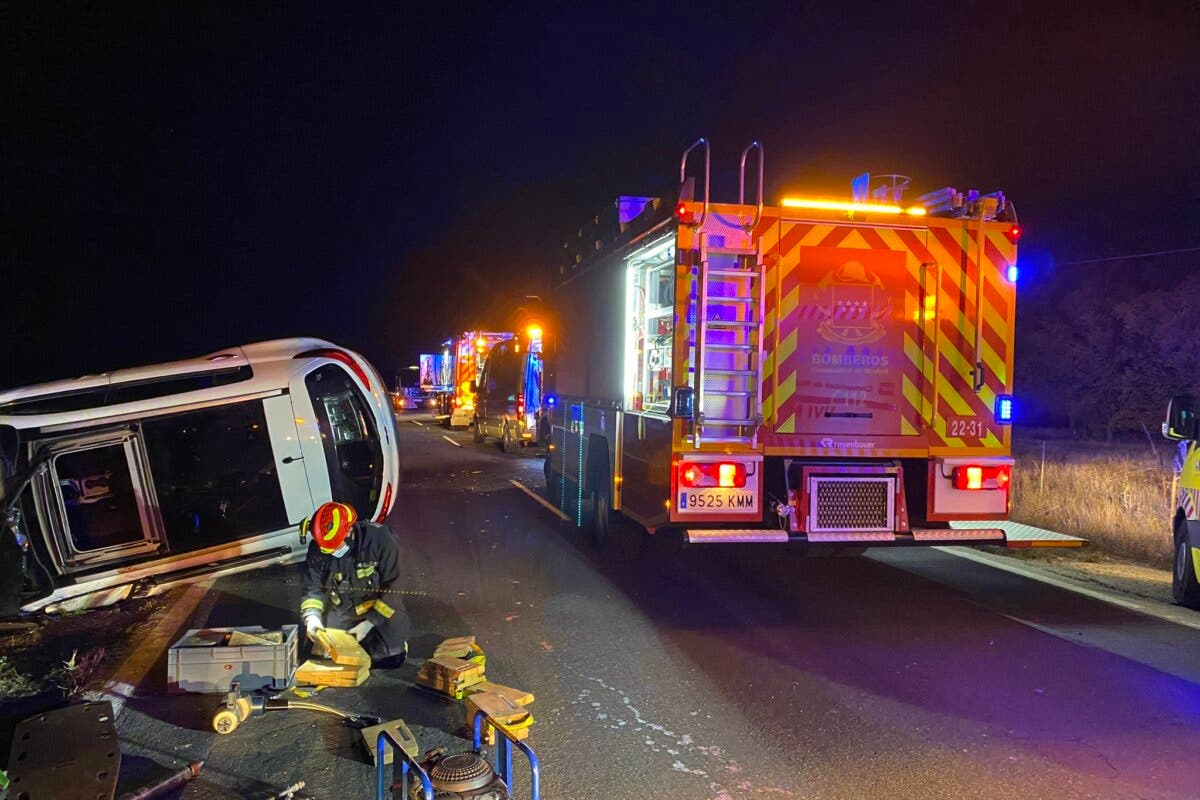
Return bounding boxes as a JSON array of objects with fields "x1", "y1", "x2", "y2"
[
  {"x1": 472, "y1": 711, "x2": 541, "y2": 800},
  {"x1": 375, "y1": 730, "x2": 434, "y2": 800}
]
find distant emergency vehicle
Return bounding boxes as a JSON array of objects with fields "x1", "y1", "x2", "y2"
[
  {"x1": 1164, "y1": 394, "x2": 1200, "y2": 607},
  {"x1": 440, "y1": 330, "x2": 514, "y2": 429},
  {"x1": 544, "y1": 139, "x2": 1066, "y2": 548},
  {"x1": 474, "y1": 324, "x2": 546, "y2": 451},
  {"x1": 0, "y1": 339, "x2": 400, "y2": 613}
]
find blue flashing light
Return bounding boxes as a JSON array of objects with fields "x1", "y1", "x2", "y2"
[
  {"x1": 1006, "y1": 264, "x2": 1019, "y2": 283},
  {"x1": 996, "y1": 394, "x2": 1014, "y2": 424},
  {"x1": 546, "y1": 394, "x2": 557, "y2": 407}
]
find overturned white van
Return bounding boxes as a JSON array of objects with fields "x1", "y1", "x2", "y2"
[{"x1": 0, "y1": 338, "x2": 400, "y2": 614}]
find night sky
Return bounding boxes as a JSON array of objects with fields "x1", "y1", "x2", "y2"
[{"x1": 5, "y1": 3, "x2": 1199, "y2": 389}]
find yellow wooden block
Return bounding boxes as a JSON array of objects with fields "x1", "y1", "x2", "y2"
[
  {"x1": 466, "y1": 693, "x2": 533, "y2": 744},
  {"x1": 314, "y1": 628, "x2": 371, "y2": 667},
  {"x1": 295, "y1": 658, "x2": 370, "y2": 687},
  {"x1": 432, "y1": 636, "x2": 476, "y2": 658},
  {"x1": 415, "y1": 655, "x2": 486, "y2": 699},
  {"x1": 466, "y1": 681, "x2": 534, "y2": 707}
]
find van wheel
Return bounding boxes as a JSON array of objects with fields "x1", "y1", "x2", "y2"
[
  {"x1": 473, "y1": 419, "x2": 485, "y2": 444},
  {"x1": 587, "y1": 487, "x2": 612, "y2": 549},
  {"x1": 1173, "y1": 520, "x2": 1200, "y2": 609},
  {"x1": 501, "y1": 424, "x2": 516, "y2": 454}
]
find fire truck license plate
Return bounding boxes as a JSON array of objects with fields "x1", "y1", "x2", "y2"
[{"x1": 677, "y1": 489, "x2": 758, "y2": 513}]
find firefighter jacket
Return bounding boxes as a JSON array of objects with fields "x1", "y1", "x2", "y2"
[{"x1": 299, "y1": 521, "x2": 403, "y2": 629}]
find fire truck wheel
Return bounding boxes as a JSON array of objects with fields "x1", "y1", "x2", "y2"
[
  {"x1": 588, "y1": 487, "x2": 612, "y2": 549},
  {"x1": 1173, "y1": 520, "x2": 1200, "y2": 609},
  {"x1": 473, "y1": 419, "x2": 485, "y2": 444},
  {"x1": 501, "y1": 424, "x2": 517, "y2": 453}
]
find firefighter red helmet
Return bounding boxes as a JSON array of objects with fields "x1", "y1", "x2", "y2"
[{"x1": 307, "y1": 501, "x2": 357, "y2": 553}]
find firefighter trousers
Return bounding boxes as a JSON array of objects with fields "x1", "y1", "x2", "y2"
[{"x1": 326, "y1": 599, "x2": 410, "y2": 665}]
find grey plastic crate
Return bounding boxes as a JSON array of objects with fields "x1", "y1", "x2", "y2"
[{"x1": 167, "y1": 624, "x2": 298, "y2": 694}]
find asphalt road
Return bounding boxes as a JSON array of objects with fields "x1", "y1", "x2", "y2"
[{"x1": 114, "y1": 416, "x2": 1200, "y2": 800}]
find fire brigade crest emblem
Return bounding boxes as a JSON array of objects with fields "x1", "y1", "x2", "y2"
[{"x1": 814, "y1": 260, "x2": 891, "y2": 346}]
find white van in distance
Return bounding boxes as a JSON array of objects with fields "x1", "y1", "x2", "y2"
[{"x1": 0, "y1": 338, "x2": 400, "y2": 614}]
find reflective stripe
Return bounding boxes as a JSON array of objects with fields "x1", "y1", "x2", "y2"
[
  {"x1": 373, "y1": 599, "x2": 395, "y2": 619},
  {"x1": 300, "y1": 598, "x2": 325, "y2": 613},
  {"x1": 354, "y1": 600, "x2": 374, "y2": 616}
]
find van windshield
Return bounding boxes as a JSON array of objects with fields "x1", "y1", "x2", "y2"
[{"x1": 305, "y1": 365, "x2": 383, "y2": 517}]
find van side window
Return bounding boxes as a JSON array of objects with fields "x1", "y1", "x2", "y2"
[
  {"x1": 143, "y1": 399, "x2": 288, "y2": 547},
  {"x1": 305, "y1": 364, "x2": 383, "y2": 516}
]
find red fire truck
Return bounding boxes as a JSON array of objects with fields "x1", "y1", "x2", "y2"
[
  {"x1": 545, "y1": 139, "x2": 1077, "y2": 549},
  {"x1": 440, "y1": 330, "x2": 514, "y2": 429}
]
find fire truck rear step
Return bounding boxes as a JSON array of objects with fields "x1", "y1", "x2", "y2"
[{"x1": 686, "y1": 529, "x2": 789, "y2": 544}]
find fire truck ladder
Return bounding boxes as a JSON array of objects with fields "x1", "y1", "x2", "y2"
[{"x1": 695, "y1": 236, "x2": 765, "y2": 447}]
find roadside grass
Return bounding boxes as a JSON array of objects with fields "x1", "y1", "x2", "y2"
[{"x1": 1009, "y1": 435, "x2": 1174, "y2": 567}]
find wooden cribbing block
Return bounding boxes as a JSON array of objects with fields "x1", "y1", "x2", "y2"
[
  {"x1": 314, "y1": 628, "x2": 371, "y2": 667},
  {"x1": 465, "y1": 681, "x2": 534, "y2": 707},
  {"x1": 415, "y1": 655, "x2": 486, "y2": 699},
  {"x1": 466, "y1": 692, "x2": 533, "y2": 744},
  {"x1": 296, "y1": 658, "x2": 370, "y2": 688},
  {"x1": 432, "y1": 636, "x2": 476, "y2": 658}
]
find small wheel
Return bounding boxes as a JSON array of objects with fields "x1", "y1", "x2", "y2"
[
  {"x1": 213, "y1": 709, "x2": 240, "y2": 734},
  {"x1": 501, "y1": 423, "x2": 516, "y2": 453},
  {"x1": 473, "y1": 419, "x2": 485, "y2": 443},
  {"x1": 1173, "y1": 519, "x2": 1200, "y2": 609}
]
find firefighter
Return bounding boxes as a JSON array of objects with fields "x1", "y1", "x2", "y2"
[{"x1": 298, "y1": 501, "x2": 410, "y2": 668}]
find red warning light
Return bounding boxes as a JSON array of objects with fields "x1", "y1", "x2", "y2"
[
  {"x1": 675, "y1": 201, "x2": 693, "y2": 224},
  {"x1": 1005, "y1": 224, "x2": 1022, "y2": 243}
]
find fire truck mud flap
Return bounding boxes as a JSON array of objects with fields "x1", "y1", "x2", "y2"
[{"x1": 685, "y1": 529, "x2": 789, "y2": 544}]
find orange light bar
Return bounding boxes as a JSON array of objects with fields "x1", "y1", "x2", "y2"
[
  {"x1": 781, "y1": 197, "x2": 927, "y2": 216},
  {"x1": 526, "y1": 324, "x2": 543, "y2": 340}
]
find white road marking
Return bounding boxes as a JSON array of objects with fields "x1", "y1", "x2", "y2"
[
  {"x1": 411, "y1": 420, "x2": 424, "y2": 427},
  {"x1": 936, "y1": 545, "x2": 1200, "y2": 632},
  {"x1": 441, "y1": 435, "x2": 462, "y2": 447},
  {"x1": 510, "y1": 479, "x2": 571, "y2": 521}
]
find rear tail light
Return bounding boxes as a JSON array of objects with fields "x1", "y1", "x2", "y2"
[
  {"x1": 376, "y1": 482, "x2": 393, "y2": 522},
  {"x1": 516, "y1": 392, "x2": 525, "y2": 417},
  {"x1": 952, "y1": 465, "x2": 1011, "y2": 490},
  {"x1": 678, "y1": 461, "x2": 748, "y2": 488},
  {"x1": 296, "y1": 348, "x2": 372, "y2": 390}
]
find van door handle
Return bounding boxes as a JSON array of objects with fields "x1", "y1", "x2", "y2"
[{"x1": 282, "y1": 455, "x2": 304, "y2": 464}]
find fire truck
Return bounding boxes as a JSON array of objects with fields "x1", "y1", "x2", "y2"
[
  {"x1": 440, "y1": 330, "x2": 514, "y2": 429},
  {"x1": 544, "y1": 139, "x2": 1067, "y2": 548}
]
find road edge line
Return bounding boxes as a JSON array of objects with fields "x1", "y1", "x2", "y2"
[
  {"x1": 441, "y1": 435, "x2": 462, "y2": 447},
  {"x1": 935, "y1": 546, "x2": 1200, "y2": 631},
  {"x1": 510, "y1": 479, "x2": 571, "y2": 522}
]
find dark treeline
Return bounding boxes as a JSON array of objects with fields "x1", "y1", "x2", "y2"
[{"x1": 1016, "y1": 253, "x2": 1200, "y2": 439}]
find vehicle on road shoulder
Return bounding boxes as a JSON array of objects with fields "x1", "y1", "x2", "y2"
[
  {"x1": 474, "y1": 324, "x2": 546, "y2": 452},
  {"x1": 0, "y1": 338, "x2": 400, "y2": 614},
  {"x1": 1164, "y1": 393, "x2": 1200, "y2": 608}
]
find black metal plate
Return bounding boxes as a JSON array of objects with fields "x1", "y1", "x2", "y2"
[{"x1": 6, "y1": 700, "x2": 121, "y2": 800}]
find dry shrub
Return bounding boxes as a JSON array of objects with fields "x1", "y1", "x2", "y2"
[{"x1": 1011, "y1": 439, "x2": 1173, "y2": 566}]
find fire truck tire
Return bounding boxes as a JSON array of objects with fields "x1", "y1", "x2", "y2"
[
  {"x1": 1173, "y1": 520, "x2": 1200, "y2": 609},
  {"x1": 587, "y1": 487, "x2": 612, "y2": 549},
  {"x1": 473, "y1": 419, "x2": 485, "y2": 444}
]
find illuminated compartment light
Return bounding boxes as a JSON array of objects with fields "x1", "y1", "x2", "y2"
[{"x1": 781, "y1": 197, "x2": 927, "y2": 216}]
